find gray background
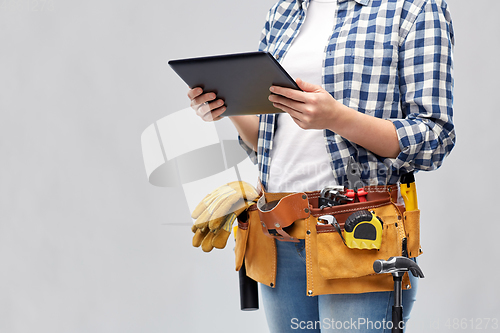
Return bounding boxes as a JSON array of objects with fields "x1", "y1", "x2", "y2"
[{"x1": 0, "y1": 0, "x2": 499, "y2": 332}]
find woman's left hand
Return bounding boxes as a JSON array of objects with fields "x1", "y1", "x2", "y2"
[{"x1": 268, "y1": 78, "x2": 341, "y2": 130}]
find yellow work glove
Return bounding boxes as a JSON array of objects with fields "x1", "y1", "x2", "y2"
[{"x1": 191, "y1": 181, "x2": 259, "y2": 252}]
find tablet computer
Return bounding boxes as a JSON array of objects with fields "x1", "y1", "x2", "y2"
[{"x1": 168, "y1": 51, "x2": 300, "y2": 116}]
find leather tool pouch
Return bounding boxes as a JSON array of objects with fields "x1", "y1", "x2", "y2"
[
  {"x1": 235, "y1": 208, "x2": 278, "y2": 288},
  {"x1": 256, "y1": 192, "x2": 310, "y2": 242},
  {"x1": 235, "y1": 186, "x2": 422, "y2": 295}
]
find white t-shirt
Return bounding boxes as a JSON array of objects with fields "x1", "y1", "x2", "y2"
[{"x1": 267, "y1": 0, "x2": 338, "y2": 192}]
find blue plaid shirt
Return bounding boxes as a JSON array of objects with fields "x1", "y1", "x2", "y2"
[{"x1": 240, "y1": 0, "x2": 455, "y2": 189}]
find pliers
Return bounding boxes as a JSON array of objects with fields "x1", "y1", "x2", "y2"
[
  {"x1": 346, "y1": 156, "x2": 367, "y2": 202},
  {"x1": 318, "y1": 186, "x2": 353, "y2": 209}
]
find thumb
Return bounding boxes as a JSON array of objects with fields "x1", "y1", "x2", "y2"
[{"x1": 296, "y1": 78, "x2": 322, "y2": 93}]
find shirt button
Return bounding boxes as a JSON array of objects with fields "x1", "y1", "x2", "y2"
[
  {"x1": 299, "y1": 15, "x2": 303, "y2": 20},
  {"x1": 275, "y1": 54, "x2": 280, "y2": 60}
]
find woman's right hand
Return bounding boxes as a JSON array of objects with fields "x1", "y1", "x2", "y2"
[{"x1": 188, "y1": 87, "x2": 227, "y2": 122}]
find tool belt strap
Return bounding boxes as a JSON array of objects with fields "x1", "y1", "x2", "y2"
[{"x1": 248, "y1": 185, "x2": 401, "y2": 241}]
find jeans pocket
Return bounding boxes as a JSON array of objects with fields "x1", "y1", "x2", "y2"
[{"x1": 295, "y1": 240, "x2": 307, "y2": 265}]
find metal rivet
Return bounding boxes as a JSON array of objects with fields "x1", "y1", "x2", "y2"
[
  {"x1": 270, "y1": 283, "x2": 274, "y2": 287},
  {"x1": 406, "y1": 285, "x2": 410, "y2": 289},
  {"x1": 308, "y1": 290, "x2": 313, "y2": 296},
  {"x1": 261, "y1": 222, "x2": 266, "y2": 227},
  {"x1": 398, "y1": 216, "x2": 402, "y2": 220},
  {"x1": 304, "y1": 208, "x2": 310, "y2": 213},
  {"x1": 306, "y1": 230, "x2": 311, "y2": 235},
  {"x1": 395, "y1": 223, "x2": 398, "y2": 227},
  {"x1": 275, "y1": 223, "x2": 281, "y2": 228},
  {"x1": 302, "y1": 194, "x2": 307, "y2": 200}
]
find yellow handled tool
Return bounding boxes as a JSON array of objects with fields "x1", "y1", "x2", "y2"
[{"x1": 400, "y1": 172, "x2": 418, "y2": 211}]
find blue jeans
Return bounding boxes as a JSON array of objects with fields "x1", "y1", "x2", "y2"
[{"x1": 261, "y1": 239, "x2": 418, "y2": 333}]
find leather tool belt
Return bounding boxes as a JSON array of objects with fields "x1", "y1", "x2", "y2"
[{"x1": 235, "y1": 185, "x2": 422, "y2": 296}]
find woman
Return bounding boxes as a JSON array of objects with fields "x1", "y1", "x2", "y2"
[{"x1": 188, "y1": 0, "x2": 455, "y2": 331}]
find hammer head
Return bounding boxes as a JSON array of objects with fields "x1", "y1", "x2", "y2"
[{"x1": 373, "y1": 256, "x2": 425, "y2": 278}]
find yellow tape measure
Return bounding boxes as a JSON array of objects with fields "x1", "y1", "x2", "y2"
[{"x1": 344, "y1": 210, "x2": 383, "y2": 250}]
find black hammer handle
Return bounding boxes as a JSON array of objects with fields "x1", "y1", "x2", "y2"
[{"x1": 239, "y1": 260, "x2": 259, "y2": 311}]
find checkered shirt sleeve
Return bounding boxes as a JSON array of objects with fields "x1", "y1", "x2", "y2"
[{"x1": 389, "y1": 0, "x2": 455, "y2": 172}]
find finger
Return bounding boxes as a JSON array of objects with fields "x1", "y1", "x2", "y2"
[
  {"x1": 191, "y1": 93, "x2": 217, "y2": 109},
  {"x1": 192, "y1": 228, "x2": 209, "y2": 248},
  {"x1": 276, "y1": 104, "x2": 305, "y2": 127},
  {"x1": 212, "y1": 229, "x2": 230, "y2": 249},
  {"x1": 210, "y1": 115, "x2": 224, "y2": 122},
  {"x1": 197, "y1": 99, "x2": 225, "y2": 117},
  {"x1": 187, "y1": 87, "x2": 203, "y2": 100},
  {"x1": 295, "y1": 78, "x2": 324, "y2": 93},
  {"x1": 201, "y1": 106, "x2": 227, "y2": 122},
  {"x1": 270, "y1": 85, "x2": 308, "y2": 103},
  {"x1": 272, "y1": 101, "x2": 296, "y2": 115},
  {"x1": 269, "y1": 95, "x2": 304, "y2": 114},
  {"x1": 201, "y1": 232, "x2": 215, "y2": 252}
]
